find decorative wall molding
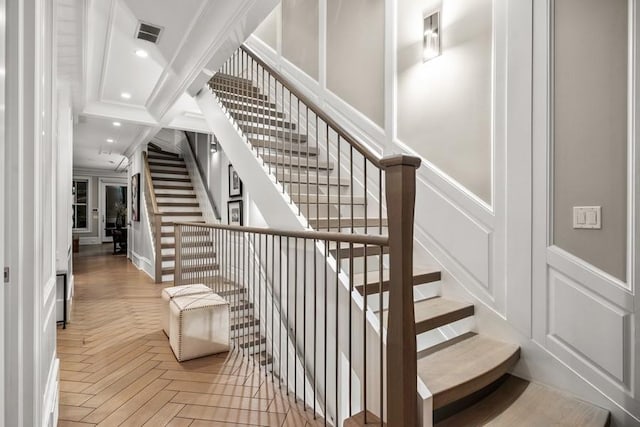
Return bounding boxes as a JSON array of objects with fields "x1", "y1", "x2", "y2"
[
  {"x1": 41, "y1": 356, "x2": 59, "y2": 427},
  {"x1": 548, "y1": 268, "x2": 630, "y2": 385}
]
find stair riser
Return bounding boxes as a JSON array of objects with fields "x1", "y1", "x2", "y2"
[
  {"x1": 262, "y1": 156, "x2": 332, "y2": 171},
  {"x1": 220, "y1": 98, "x2": 278, "y2": 111},
  {"x1": 158, "y1": 206, "x2": 203, "y2": 214},
  {"x1": 231, "y1": 114, "x2": 296, "y2": 130},
  {"x1": 214, "y1": 90, "x2": 267, "y2": 103},
  {"x1": 225, "y1": 106, "x2": 284, "y2": 119},
  {"x1": 151, "y1": 172, "x2": 190, "y2": 179},
  {"x1": 241, "y1": 129, "x2": 307, "y2": 143},
  {"x1": 252, "y1": 142, "x2": 318, "y2": 156},
  {"x1": 274, "y1": 171, "x2": 349, "y2": 186}
]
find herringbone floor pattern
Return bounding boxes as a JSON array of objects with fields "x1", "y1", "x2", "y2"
[{"x1": 57, "y1": 244, "x2": 322, "y2": 426}]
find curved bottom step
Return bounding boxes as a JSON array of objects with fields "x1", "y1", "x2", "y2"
[{"x1": 436, "y1": 374, "x2": 610, "y2": 427}]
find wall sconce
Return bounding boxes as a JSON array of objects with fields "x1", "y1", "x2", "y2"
[
  {"x1": 209, "y1": 135, "x2": 218, "y2": 153},
  {"x1": 423, "y1": 11, "x2": 441, "y2": 62}
]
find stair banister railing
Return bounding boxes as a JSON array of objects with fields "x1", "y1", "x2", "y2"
[
  {"x1": 172, "y1": 153, "x2": 421, "y2": 426},
  {"x1": 142, "y1": 151, "x2": 163, "y2": 283},
  {"x1": 239, "y1": 45, "x2": 383, "y2": 170},
  {"x1": 210, "y1": 45, "x2": 387, "y2": 235}
]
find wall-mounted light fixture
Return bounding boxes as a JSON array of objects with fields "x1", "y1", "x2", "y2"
[
  {"x1": 210, "y1": 134, "x2": 218, "y2": 154},
  {"x1": 423, "y1": 10, "x2": 441, "y2": 62}
]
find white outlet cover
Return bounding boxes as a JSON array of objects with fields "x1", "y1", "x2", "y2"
[{"x1": 573, "y1": 206, "x2": 601, "y2": 229}]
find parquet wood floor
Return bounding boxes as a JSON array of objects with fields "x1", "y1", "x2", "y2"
[{"x1": 58, "y1": 244, "x2": 322, "y2": 427}]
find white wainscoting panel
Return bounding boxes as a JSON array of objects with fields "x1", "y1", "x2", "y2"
[
  {"x1": 414, "y1": 176, "x2": 492, "y2": 292},
  {"x1": 548, "y1": 267, "x2": 630, "y2": 385}
]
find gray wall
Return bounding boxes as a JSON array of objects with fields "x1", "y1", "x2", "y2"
[
  {"x1": 282, "y1": 0, "x2": 319, "y2": 79},
  {"x1": 254, "y1": 4, "x2": 279, "y2": 51},
  {"x1": 251, "y1": 0, "x2": 494, "y2": 203},
  {"x1": 553, "y1": 0, "x2": 628, "y2": 280},
  {"x1": 396, "y1": 0, "x2": 493, "y2": 203},
  {"x1": 326, "y1": 0, "x2": 385, "y2": 127}
]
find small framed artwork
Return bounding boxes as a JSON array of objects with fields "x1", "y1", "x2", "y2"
[
  {"x1": 131, "y1": 173, "x2": 140, "y2": 222},
  {"x1": 228, "y1": 164, "x2": 243, "y2": 197},
  {"x1": 227, "y1": 200, "x2": 243, "y2": 226}
]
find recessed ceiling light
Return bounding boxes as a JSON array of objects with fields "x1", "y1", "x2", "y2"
[
  {"x1": 106, "y1": 138, "x2": 114, "y2": 143},
  {"x1": 113, "y1": 121, "x2": 121, "y2": 127},
  {"x1": 120, "y1": 92, "x2": 132, "y2": 100},
  {"x1": 135, "y1": 49, "x2": 148, "y2": 58}
]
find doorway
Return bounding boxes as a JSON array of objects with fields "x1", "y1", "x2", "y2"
[{"x1": 99, "y1": 179, "x2": 128, "y2": 244}]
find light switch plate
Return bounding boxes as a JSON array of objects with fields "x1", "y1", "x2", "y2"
[{"x1": 573, "y1": 206, "x2": 601, "y2": 229}]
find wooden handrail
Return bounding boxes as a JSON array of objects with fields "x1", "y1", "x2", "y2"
[
  {"x1": 143, "y1": 151, "x2": 163, "y2": 283},
  {"x1": 142, "y1": 152, "x2": 159, "y2": 215},
  {"x1": 239, "y1": 45, "x2": 383, "y2": 169},
  {"x1": 172, "y1": 221, "x2": 389, "y2": 246}
]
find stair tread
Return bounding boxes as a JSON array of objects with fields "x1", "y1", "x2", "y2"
[
  {"x1": 148, "y1": 148, "x2": 180, "y2": 158},
  {"x1": 275, "y1": 170, "x2": 348, "y2": 186},
  {"x1": 435, "y1": 375, "x2": 610, "y2": 427},
  {"x1": 151, "y1": 169, "x2": 189, "y2": 175},
  {"x1": 417, "y1": 333, "x2": 520, "y2": 410},
  {"x1": 381, "y1": 297, "x2": 474, "y2": 335},
  {"x1": 353, "y1": 266, "x2": 441, "y2": 295},
  {"x1": 261, "y1": 153, "x2": 332, "y2": 169},
  {"x1": 154, "y1": 185, "x2": 194, "y2": 190}
]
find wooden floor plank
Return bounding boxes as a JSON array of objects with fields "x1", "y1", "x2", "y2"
[
  {"x1": 58, "y1": 244, "x2": 322, "y2": 427},
  {"x1": 120, "y1": 390, "x2": 178, "y2": 427},
  {"x1": 142, "y1": 402, "x2": 186, "y2": 427}
]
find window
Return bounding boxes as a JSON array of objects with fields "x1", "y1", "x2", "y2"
[{"x1": 72, "y1": 178, "x2": 89, "y2": 231}]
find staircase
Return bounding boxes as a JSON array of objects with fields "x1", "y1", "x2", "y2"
[
  {"x1": 146, "y1": 144, "x2": 274, "y2": 367},
  {"x1": 146, "y1": 145, "x2": 207, "y2": 283},
  {"x1": 203, "y1": 46, "x2": 610, "y2": 426}
]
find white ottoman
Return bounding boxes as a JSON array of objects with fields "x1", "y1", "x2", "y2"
[
  {"x1": 161, "y1": 284, "x2": 212, "y2": 336},
  {"x1": 169, "y1": 293, "x2": 230, "y2": 362}
]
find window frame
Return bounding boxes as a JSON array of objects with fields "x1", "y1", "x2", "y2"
[{"x1": 72, "y1": 176, "x2": 91, "y2": 233}]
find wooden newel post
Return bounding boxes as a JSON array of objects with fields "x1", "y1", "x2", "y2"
[{"x1": 380, "y1": 154, "x2": 421, "y2": 427}]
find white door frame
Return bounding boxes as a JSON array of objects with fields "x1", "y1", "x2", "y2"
[{"x1": 98, "y1": 178, "x2": 128, "y2": 243}]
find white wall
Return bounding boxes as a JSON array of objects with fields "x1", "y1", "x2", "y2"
[
  {"x1": 531, "y1": 0, "x2": 640, "y2": 424},
  {"x1": 248, "y1": 0, "x2": 640, "y2": 423},
  {"x1": 327, "y1": 0, "x2": 385, "y2": 127},
  {"x1": 128, "y1": 146, "x2": 155, "y2": 278},
  {"x1": 282, "y1": 0, "x2": 319, "y2": 80},
  {"x1": 4, "y1": 0, "x2": 60, "y2": 425},
  {"x1": 396, "y1": 0, "x2": 493, "y2": 203},
  {"x1": 254, "y1": 3, "x2": 279, "y2": 51}
]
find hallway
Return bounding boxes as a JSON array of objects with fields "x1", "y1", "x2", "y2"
[{"x1": 57, "y1": 245, "x2": 320, "y2": 426}]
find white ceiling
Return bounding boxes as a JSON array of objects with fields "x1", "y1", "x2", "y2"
[
  {"x1": 59, "y1": 0, "x2": 279, "y2": 171},
  {"x1": 73, "y1": 116, "x2": 144, "y2": 171}
]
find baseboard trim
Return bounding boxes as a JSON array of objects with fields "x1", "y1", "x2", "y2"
[{"x1": 131, "y1": 251, "x2": 154, "y2": 280}]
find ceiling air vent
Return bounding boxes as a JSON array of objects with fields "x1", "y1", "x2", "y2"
[{"x1": 136, "y1": 21, "x2": 163, "y2": 44}]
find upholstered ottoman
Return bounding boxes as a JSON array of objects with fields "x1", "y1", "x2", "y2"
[
  {"x1": 161, "y1": 284, "x2": 212, "y2": 336},
  {"x1": 169, "y1": 293, "x2": 230, "y2": 362}
]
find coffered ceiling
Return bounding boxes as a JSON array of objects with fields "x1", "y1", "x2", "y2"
[{"x1": 58, "y1": 0, "x2": 278, "y2": 170}]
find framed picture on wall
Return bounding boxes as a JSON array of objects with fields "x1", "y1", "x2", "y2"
[
  {"x1": 227, "y1": 200, "x2": 243, "y2": 226},
  {"x1": 131, "y1": 173, "x2": 140, "y2": 222},
  {"x1": 228, "y1": 164, "x2": 243, "y2": 197}
]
